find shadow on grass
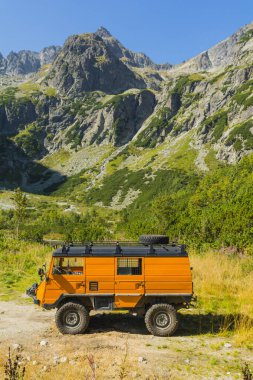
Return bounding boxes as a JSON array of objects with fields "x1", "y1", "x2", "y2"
[{"x1": 87, "y1": 311, "x2": 253, "y2": 337}]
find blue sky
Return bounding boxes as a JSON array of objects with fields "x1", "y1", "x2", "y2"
[{"x1": 0, "y1": 0, "x2": 252, "y2": 64}]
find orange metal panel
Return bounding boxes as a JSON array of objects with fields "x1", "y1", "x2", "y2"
[
  {"x1": 145, "y1": 275, "x2": 192, "y2": 282},
  {"x1": 114, "y1": 295, "x2": 142, "y2": 308},
  {"x1": 86, "y1": 257, "x2": 115, "y2": 266},
  {"x1": 145, "y1": 265, "x2": 191, "y2": 276},
  {"x1": 85, "y1": 265, "x2": 114, "y2": 276},
  {"x1": 145, "y1": 257, "x2": 190, "y2": 265},
  {"x1": 145, "y1": 282, "x2": 193, "y2": 292}
]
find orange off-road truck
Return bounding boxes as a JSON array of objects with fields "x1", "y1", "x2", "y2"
[{"x1": 27, "y1": 235, "x2": 194, "y2": 336}]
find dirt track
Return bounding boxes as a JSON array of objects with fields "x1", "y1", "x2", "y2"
[
  {"x1": 0, "y1": 301, "x2": 54, "y2": 342},
  {"x1": 0, "y1": 301, "x2": 252, "y2": 379}
]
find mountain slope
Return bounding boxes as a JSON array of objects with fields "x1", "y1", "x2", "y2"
[{"x1": 0, "y1": 22, "x2": 253, "y2": 197}]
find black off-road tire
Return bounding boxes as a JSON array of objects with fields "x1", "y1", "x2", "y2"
[
  {"x1": 145, "y1": 304, "x2": 178, "y2": 337},
  {"x1": 139, "y1": 234, "x2": 169, "y2": 245},
  {"x1": 55, "y1": 302, "x2": 90, "y2": 334}
]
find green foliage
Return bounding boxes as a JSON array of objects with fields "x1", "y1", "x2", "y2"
[
  {"x1": 0, "y1": 236, "x2": 51, "y2": 298},
  {"x1": 65, "y1": 123, "x2": 83, "y2": 148},
  {"x1": 0, "y1": 87, "x2": 18, "y2": 106},
  {"x1": 239, "y1": 28, "x2": 253, "y2": 43},
  {"x1": 209, "y1": 72, "x2": 226, "y2": 84},
  {"x1": 232, "y1": 79, "x2": 253, "y2": 109},
  {"x1": 67, "y1": 92, "x2": 101, "y2": 116},
  {"x1": 43, "y1": 87, "x2": 57, "y2": 97},
  {"x1": 95, "y1": 55, "x2": 108, "y2": 64},
  {"x1": 118, "y1": 169, "x2": 199, "y2": 239},
  {"x1": 172, "y1": 74, "x2": 204, "y2": 95},
  {"x1": 134, "y1": 154, "x2": 253, "y2": 250},
  {"x1": 226, "y1": 119, "x2": 253, "y2": 151},
  {"x1": 12, "y1": 188, "x2": 27, "y2": 239},
  {"x1": 86, "y1": 168, "x2": 148, "y2": 205},
  {"x1": 135, "y1": 107, "x2": 171, "y2": 147},
  {"x1": 201, "y1": 110, "x2": 228, "y2": 142},
  {"x1": 50, "y1": 169, "x2": 88, "y2": 195},
  {"x1": 12, "y1": 122, "x2": 44, "y2": 157},
  {"x1": 19, "y1": 81, "x2": 40, "y2": 95}
]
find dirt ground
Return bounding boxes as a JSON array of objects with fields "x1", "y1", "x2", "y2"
[{"x1": 0, "y1": 301, "x2": 252, "y2": 380}]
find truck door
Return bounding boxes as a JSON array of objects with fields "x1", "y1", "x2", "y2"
[
  {"x1": 114, "y1": 257, "x2": 144, "y2": 308},
  {"x1": 44, "y1": 257, "x2": 86, "y2": 305}
]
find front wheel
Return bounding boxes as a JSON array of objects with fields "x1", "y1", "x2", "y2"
[
  {"x1": 55, "y1": 302, "x2": 90, "y2": 334},
  {"x1": 144, "y1": 304, "x2": 178, "y2": 337}
]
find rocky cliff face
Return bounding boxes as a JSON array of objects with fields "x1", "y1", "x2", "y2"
[
  {"x1": 0, "y1": 46, "x2": 60, "y2": 75},
  {"x1": 95, "y1": 27, "x2": 172, "y2": 70},
  {"x1": 173, "y1": 22, "x2": 253, "y2": 73},
  {"x1": 45, "y1": 33, "x2": 146, "y2": 95},
  {"x1": 1, "y1": 22, "x2": 253, "y2": 192}
]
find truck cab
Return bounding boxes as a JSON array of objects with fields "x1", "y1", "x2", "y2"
[{"x1": 27, "y1": 235, "x2": 194, "y2": 336}]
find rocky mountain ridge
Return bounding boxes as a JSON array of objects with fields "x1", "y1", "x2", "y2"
[
  {"x1": 0, "y1": 46, "x2": 61, "y2": 75},
  {"x1": 172, "y1": 22, "x2": 253, "y2": 73},
  {"x1": 0, "y1": 27, "x2": 171, "y2": 78}
]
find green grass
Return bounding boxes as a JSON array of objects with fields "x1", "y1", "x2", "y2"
[
  {"x1": 204, "y1": 148, "x2": 221, "y2": 171},
  {"x1": 43, "y1": 87, "x2": 57, "y2": 97},
  {"x1": 0, "y1": 87, "x2": 18, "y2": 106},
  {"x1": 41, "y1": 149, "x2": 71, "y2": 168},
  {"x1": 0, "y1": 237, "x2": 51, "y2": 300},
  {"x1": 19, "y1": 82, "x2": 40, "y2": 95}
]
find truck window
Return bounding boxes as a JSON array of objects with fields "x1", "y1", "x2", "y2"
[
  {"x1": 52, "y1": 257, "x2": 83, "y2": 275},
  {"x1": 117, "y1": 258, "x2": 142, "y2": 275}
]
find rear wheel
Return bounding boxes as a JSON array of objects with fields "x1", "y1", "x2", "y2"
[
  {"x1": 145, "y1": 304, "x2": 178, "y2": 337},
  {"x1": 55, "y1": 302, "x2": 90, "y2": 334}
]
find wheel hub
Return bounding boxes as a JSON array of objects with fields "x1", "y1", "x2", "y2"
[
  {"x1": 155, "y1": 312, "x2": 170, "y2": 328},
  {"x1": 65, "y1": 311, "x2": 80, "y2": 327}
]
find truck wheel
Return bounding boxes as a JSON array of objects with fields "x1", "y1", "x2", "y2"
[
  {"x1": 139, "y1": 235, "x2": 169, "y2": 245},
  {"x1": 145, "y1": 304, "x2": 178, "y2": 337},
  {"x1": 55, "y1": 302, "x2": 90, "y2": 334}
]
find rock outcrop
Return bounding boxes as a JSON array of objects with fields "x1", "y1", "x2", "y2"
[
  {"x1": 0, "y1": 46, "x2": 61, "y2": 76},
  {"x1": 45, "y1": 33, "x2": 146, "y2": 95},
  {"x1": 173, "y1": 22, "x2": 253, "y2": 73},
  {"x1": 95, "y1": 27, "x2": 172, "y2": 70}
]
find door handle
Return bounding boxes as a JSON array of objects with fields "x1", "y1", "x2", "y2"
[{"x1": 76, "y1": 282, "x2": 85, "y2": 288}]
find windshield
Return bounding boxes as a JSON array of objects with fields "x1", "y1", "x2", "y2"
[{"x1": 52, "y1": 257, "x2": 84, "y2": 275}]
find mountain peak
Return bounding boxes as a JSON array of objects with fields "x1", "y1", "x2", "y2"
[{"x1": 95, "y1": 26, "x2": 112, "y2": 38}]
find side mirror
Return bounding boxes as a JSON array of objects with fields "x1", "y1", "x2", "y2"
[
  {"x1": 38, "y1": 268, "x2": 45, "y2": 280},
  {"x1": 38, "y1": 268, "x2": 44, "y2": 276}
]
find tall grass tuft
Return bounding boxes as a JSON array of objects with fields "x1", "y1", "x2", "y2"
[{"x1": 191, "y1": 251, "x2": 253, "y2": 345}]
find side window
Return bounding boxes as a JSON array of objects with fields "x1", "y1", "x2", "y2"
[
  {"x1": 52, "y1": 257, "x2": 84, "y2": 275},
  {"x1": 117, "y1": 258, "x2": 142, "y2": 275}
]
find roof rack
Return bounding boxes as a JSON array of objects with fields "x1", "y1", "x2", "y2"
[
  {"x1": 44, "y1": 239, "x2": 149, "y2": 248},
  {"x1": 49, "y1": 240, "x2": 186, "y2": 258}
]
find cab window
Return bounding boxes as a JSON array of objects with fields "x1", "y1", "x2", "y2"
[
  {"x1": 52, "y1": 257, "x2": 84, "y2": 275},
  {"x1": 117, "y1": 258, "x2": 142, "y2": 275}
]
